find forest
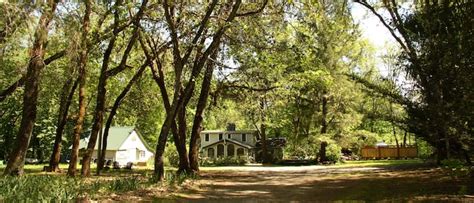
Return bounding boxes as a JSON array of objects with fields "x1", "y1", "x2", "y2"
[{"x1": 0, "y1": 0, "x2": 473, "y2": 201}]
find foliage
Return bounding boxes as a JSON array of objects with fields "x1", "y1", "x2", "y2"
[
  {"x1": 105, "y1": 176, "x2": 142, "y2": 193},
  {"x1": 0, "y1": 175, "x2": 149, "y2": 201},
  {"x1": 200, "y1": 156, "x2": 250, "y2": 166},
  {"x1": 163, "y1": 144, "x2": 180, "y2": 167},
  {"x1": 440, "y1": 159, "x2": 471, "y2": 180},
  {"x1": 0, "y1": 175, "x2": 88, "y2": 201},
  {"x1": 356, "y1": 0, "x2": 474, "y2": 163}
]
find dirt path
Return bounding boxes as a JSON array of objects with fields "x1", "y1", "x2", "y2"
[{"x1": 166, "y1": 164, "x2": 473, "y2": 202}]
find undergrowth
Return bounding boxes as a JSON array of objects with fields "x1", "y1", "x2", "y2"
[{"x1": 0, "y1": 175, "x2": 146, "y2": 201}]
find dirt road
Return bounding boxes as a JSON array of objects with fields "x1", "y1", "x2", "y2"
[{"x1": 169, "y1": 164, "x2": 473, "y2": 202}]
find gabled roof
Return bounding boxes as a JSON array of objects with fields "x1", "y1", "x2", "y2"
[
  {"x1": 201, "y1": 138, "x2": 254, "y2": 149},
  {"x1": 78, "y1": 126, "x2": 135, "y2": 150},
  {"x1": 201, "y1": 129, "x2": 257, "y2": 134}
]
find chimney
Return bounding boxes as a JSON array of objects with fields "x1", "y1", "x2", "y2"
[{"x1": 226, "y1": 123, "x2": 236, "y2": 131}]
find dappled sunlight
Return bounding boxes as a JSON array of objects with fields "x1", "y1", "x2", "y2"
[{"x1": 171, "y1": 163, "x2": 473, "y2": 201}]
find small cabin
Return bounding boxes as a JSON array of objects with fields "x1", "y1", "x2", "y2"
[{"x1": 77, "y1": 127, "x2": 154, "y2": 166}]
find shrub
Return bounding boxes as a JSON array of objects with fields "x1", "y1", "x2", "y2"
[
  {"x1": 164, "y1": 146, "x2": 180, "y2": 167},
  {"x1": 441, "y1": 159, "x2": 470, "y2": 180},
  {"x1": 0, "y1": 175, "x2": 148, "y2": 201},
  {"x1": 0, "y1": 175, "x2": 88, "y2": 202},
  {"x1": 200, "y1": 156, "x2": 249, "y2": 166},
  {"x1": 106, "y1": 176, "x2": 142, "y2": 192},
  {"x1": 326, "y1": 144, "x2": 342, "y2": 163}
]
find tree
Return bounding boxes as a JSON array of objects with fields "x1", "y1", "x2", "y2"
[
  {"x1": 80, "y1": 0, "x2": 149, "y2": 177},
  {"x1": 3, "y1": 0, "x2": 59, "y2": 176},
  {"x1": 151, "y1": 0, "x2": 267, "y2": 179},
  {"x1": 356, "y1": 0, "x2": 474, "y2": 163},
  {"x1": 67, "y1": 0, "x2": 92, "y2": 177}
]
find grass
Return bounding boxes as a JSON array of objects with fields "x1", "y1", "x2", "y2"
[{"x1": 0, "y1": 175, "x2": 149, "y2": 201}]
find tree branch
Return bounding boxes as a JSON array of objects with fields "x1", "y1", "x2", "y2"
[
  {"x1": 354, "y1": 0, "x2": 411, "y2": 56},
  {"x1": 236, "y1": 0, "x2": 268, "y2": 17}
]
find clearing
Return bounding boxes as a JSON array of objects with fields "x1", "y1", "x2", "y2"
[{"x1": 119, "y1": 160, "x2": 474, "y2": 202}]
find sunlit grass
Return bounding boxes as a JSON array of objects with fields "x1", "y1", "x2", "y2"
[{"x1": 335, "y1": 159, "x2": 424, "y2": 168}]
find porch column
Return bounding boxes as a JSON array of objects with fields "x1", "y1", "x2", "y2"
[
  {"x1": 214, "y1": 146, "x2": 217, "y2": 158},
  {"x1": 224, "y1": 144, "x2": 227, "y2": 157}
]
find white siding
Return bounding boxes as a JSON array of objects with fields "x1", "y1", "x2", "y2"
[
  {"x1": 90, "y1": 150, "x2": 115, "y2": 161},
  {"x1": 201, "y1": 133, "x2": 222, "y2": 146},
  {"x1": 117, "y1": 131, "x2": 153, "y2": 164},
  {"x1": 201, "y1": 131, "x2": 257, "y2": 147},
  {"x1": 230, "y1": 133, "x2": 256, "y2": 146}
]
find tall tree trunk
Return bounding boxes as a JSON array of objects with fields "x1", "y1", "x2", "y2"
[
  {"x1": 176, "y1": 104, "x2": 190, "y2": 174},
  {"x1": 81, "y1": 70, "x2": 107, "y2": 177},
  {"x1": 67, "y1": 0, "x2": 92, "y2": 177},
  {"x1": 321, "y1": 91, "x2": 328, "y2": 134},
  {"x1": 97, "y1": 62, "x2": 148, "y2": 174},
  {"x1": 3, "y1": 1, "x2": 58, "y2": 176},
  {"x1": 390, "y1": 103, "x2": 400, "y2": 158},
  {"x1": 154, "y1": 106, "x2": 179, "y2": 180},
  {"x1": 48, "y1": 76, "x2": 79, "y2": 172},
  {"x1": 189, "y1": 51, "x2": 217, "y2": 172},
  {"x1": 81, "y1": 0, "x2": 145, "y2": 177},
  {"x1": 144, "y1": 41, "x2": 179, "y2": 180},
  {"x1": 402, "y1": 130, "x2": 407, "y2": 147},
  {"x1": 154, "y1": 0, "x2": 242, "y2": 180},
  {"x1": 260, "y1": 98, "x2": 269, "y2": 164}
]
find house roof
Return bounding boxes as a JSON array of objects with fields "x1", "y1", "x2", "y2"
[
  {"x1": 201, "y1": 129, "x2": 256, "y2": 134},
  {"x1": 201, "y1": 138, "x2": 254, "y2": 149},
  {"x1": 78, "y1": 126, "x2": 146, "y2": 151}
]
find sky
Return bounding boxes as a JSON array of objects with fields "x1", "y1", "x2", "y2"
[{"x1": 350, "y1": 2, "x2": 398, "y2": 77}]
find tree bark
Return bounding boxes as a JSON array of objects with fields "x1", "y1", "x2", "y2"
[
  {"x1": 175, "y1": 103, "x2": 190, "y2": 174},
  {"x1": 402, "y1": 130, "x2": 407, "y2": 147},
  {"x1": 153, "y1": 0, "x2": 243, "y2": 180},
  {"x1": 97, "y1": 62, "x2": 148, "y2": 174},
  {"x1": 3, "y1": 1, "x2": 58, "y2": 176},
  {"x1": 67, "y1": 0, "x2": 92, "y2": 177},
  {"x1": 81, "y1": 0, "x2": 147, "y2": 176},
  {"x1": 48, "y1": 76, "x2": 79, "y2": 172},
  {"x1": 260, "y1": 98, "x2": 270, "y2": 164},
  {"x1": 321, "y1": 91, "x2": 328, "y2": 134},
  {"x1": 189, "y1": 51, "x2": 217, "y2": 172}
]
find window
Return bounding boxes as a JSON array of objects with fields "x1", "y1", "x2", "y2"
[
  {"x1": 237, "y1": 148, "x2": 245, "y2": 156},
  {"x1": 208, "y1": 148, "x2": 215, "y2": 157},
  {"x1": 140, "y1": 150, "x2": 145, "y2": 158},
  {"x1": 227, "y1": 144, "x2": 235, "y2": 157},
  {"x1": 205, "y1": 134, "x2": 209, "y2": 142},
  {"x1": 242, "y1": 134, "x2": 247, "y2": 142},
  {"x1": 219, "y1": 133, "x2": 223, "y2": 140},
  {"x1": 217, "y1": 144, "x2": 224, "y2": 157},
  {"x1": 227, "y1": 134, "x2": 231, "y2": 139}
]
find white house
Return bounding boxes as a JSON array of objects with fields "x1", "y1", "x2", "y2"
[
  {"x1": 200, "y1": 129, "x2": 257, "y2": 159},
  {"x1": 78, "y1": 127, "x2": 154, "y2": 166}
]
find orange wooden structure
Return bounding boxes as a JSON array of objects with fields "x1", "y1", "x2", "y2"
[{"x1": 361, "y1": 146, "x2": 417, "y2": 159}]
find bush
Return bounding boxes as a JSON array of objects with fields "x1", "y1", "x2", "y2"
[
  {"x1": 441, "y1": 159, "x2": 471, "y2": 180},
  {"x1": 164, "y1": 145, "x2": 179, "y2": 167},
  {"x1": 326, "y1": 144, "x2": 342, "y2": 163},
  {"x1": 200, "y1": 156, "x2": 249, "y2": 166}
]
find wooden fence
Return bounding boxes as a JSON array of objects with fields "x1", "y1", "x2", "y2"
[{"x1": 361, "y1": 146, "x2": 417, "y2": 159}]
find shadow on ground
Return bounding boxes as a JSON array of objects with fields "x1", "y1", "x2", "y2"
[{"x1": 166, "y1": 163, "x2": 474, "y2": 202}]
